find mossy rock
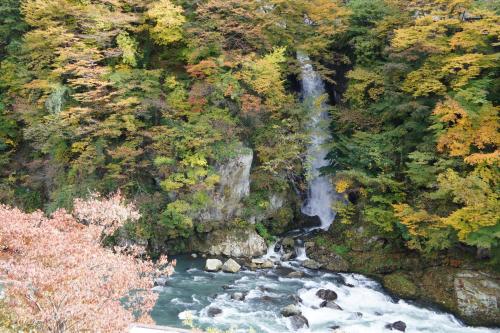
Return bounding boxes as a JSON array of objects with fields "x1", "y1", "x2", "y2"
[{"x1": 383, "y1": 273, "x2": 418, "y2": 299}]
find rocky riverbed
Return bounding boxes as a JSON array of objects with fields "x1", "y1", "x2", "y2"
[{"x1": 150, "y1": 254, "x2": 499, "y2": 333}]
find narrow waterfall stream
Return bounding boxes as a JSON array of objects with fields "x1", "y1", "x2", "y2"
[
  {"x1": 148, "y1": 56, "x2": 499, "y2": 333},
  {"x1": 298, "y1": 52, "x2": 337, "y2": 231}
]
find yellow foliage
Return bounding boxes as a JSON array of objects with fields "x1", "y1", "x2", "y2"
[
  {"x1": 146, "y1": 0, "x2": 185, "y2": 45},
  {"x1": 344, "y1": 68, "x2": 384, "y2": 105},
  {"x1": 393, "y1": 203, "x2": 441, "y2": 237},
  {"x1": 433, "y1": 97, "x2": 473, "y2": 156},
  {"x1": 335, "y1": 179, "x2": 351, "y2": 193}
]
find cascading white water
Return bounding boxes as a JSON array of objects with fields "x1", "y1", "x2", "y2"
[{"x1": 298, "y1": 52, "x2": 337, "y2": 230}]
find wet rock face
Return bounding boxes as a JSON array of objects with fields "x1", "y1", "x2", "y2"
[
  {"x1": 206, "y1": 229, "x2": 267, "y2": 258},
  {"x1": 453, "y1": 270, "x2": 500, "y2": 326}
]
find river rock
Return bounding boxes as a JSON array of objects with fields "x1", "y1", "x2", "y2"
[
  {"x1": 316, "y1": 289, "x2": 338, "y2": 301},
  {"x1": 383, "y1": 273, "x2": 417, "y2": 299},
  {"x1": 453, "y1": 270, "x2": 500, "y2": 326},
  {"x1": 385, "y1": 321, "x2": 406, "y2": 331},
  {"x1": 191, "y1": 253, "x2": 198, "y2": 258},
  {"x1": 205, "y1": 259, "x2": 223, "y2": 272},
  {"x1": 207, "y1": 307, "x2": 223, "y2": 317},
  {"x1": 287, "y1": 271, "x2": 305, "y2": 278},
  {"x1": 206, "y1": 229, "x2": 267, "y2": 258},
  {"x1": 231, "y1": 292, "x2": 246, "y2": 301},
  {"x1": 320, "y1": 300, "x2": 342, "y2": 310},
  {"x1": 290, "y1": 314, "x2": 309, "y2": 330},
  {"x1": 222, "y1": 258, "x2": 241, "y2": 273},
  {"x1": 282, "y1": 252, "x2": 296, "y2": 261},
  {"x1": 281, "y1": 304, "x2": 302, "y2": 317},
  {"x1": 302, "y1": 259, "x2": 322, "y2": 270},
  {"x1": 153, "y1": 277, "x2": 168, "y2": 287},
  {"x1": 250, "y1": 258, "x2": 273, "y2": 269}
]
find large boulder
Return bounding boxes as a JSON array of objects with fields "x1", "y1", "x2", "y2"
[
  {"x1": 316, "y1": 289, "x2": 338, "y2": 301},
  {"x1": 222, "y1": 258, "x2": 241, "y2": 273},
  {"x1": 205, "y1": 259, "x2": 223, "y2": 272},
  {"x1": 453, "y1": 270, "x2": 500, "y2": 326},
  {"x1": 290, "y1": 314, "x2": 309, "y2": 330},
  {"x1": 206, "y1": 229, "x2": 267, "y2": 258}
]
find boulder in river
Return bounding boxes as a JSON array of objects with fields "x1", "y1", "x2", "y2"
[
  {"x1": 250, "y1": 258, "x2": 273, "y2": 269},
  {"x1": 281, "y1": 252, "x2": 296, "y2": 261},
  {"x1": 153, "y1": 277, "x2": 168, "y2": 287},
  {"x1": 287, "y1": 271, "x2": 305, "y2": 278},
  {"x1": 281, "y1": 304, "x2": 302, "y2": 317},
  {"x1": 231, "y1": 292, "x2": 246, "y2": 301},
  {"x1": 385, "y1": 320, "x2": 406, "y2": 331},
  {"x1": 316, "y1": 289, "x2": 338, "y2": 301},
  {"x1": 206, "y1": 229, "x2": 267, "y2": 258},
  {"x1": 222, "y1": 258, "x2": 241, "y2": 273},
  {"x1": 207, "y1": 307, "x2": 223, "y2": 317},
  {"x1": 205, "y1": 259, "x2": 223, "y2": 272},
  {"x1": 290, "y1": 314, "x2": 309, "y2": 330},
  {"x1": 320, "y1": 300, "x2": 342, "y2": 310},
  {"x1": 302, "y1": 259, "x2": 322, "y2": 270}
]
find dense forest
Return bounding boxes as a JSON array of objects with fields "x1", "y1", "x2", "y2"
[
  {"x1": 1, "y1": 0, "x2": 498, "y2": 261},
  {"x1": 0, "y1": 0, "x2": 499, "y2": 330}
]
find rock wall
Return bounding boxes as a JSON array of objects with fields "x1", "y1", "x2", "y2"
[{"x1": 197, "y1": 148, "x2": 253, "y2": 223}]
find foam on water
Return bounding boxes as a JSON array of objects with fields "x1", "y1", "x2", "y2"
[{"x1": 151, "y1": 256, "x2": 499, "y2": 333}]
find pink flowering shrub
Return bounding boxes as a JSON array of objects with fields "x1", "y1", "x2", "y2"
[
  {"x1": 0, "y1": 194, "x2": 175, "y2": 333},
  {"x1": 73, "y1": 191, "x2": 141, "y2": 237}
]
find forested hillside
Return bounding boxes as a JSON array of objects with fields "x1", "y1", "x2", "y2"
[
  {"x1": 0, "y1": 0, "x2": 499, "y2": 331},
  {"x1": 0, "y1": 0, "x2": 498, "y2": 262}
]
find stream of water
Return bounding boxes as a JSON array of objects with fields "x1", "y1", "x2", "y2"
[{"x1": 151, "y1": 253, "x2": 498, "y2": 333}]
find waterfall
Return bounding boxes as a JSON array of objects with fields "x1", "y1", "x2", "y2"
[{"x1": 298, "y1": 52, "x2": 337, "y2": 230}]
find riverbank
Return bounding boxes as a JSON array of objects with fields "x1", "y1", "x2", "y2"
[{"x1": 302, "y1": 223, "x2": 500, "y2": 327}]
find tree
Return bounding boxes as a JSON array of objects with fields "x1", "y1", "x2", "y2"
[{"x1": 0, "y1": 192, "x2": 174, "y2": 332}]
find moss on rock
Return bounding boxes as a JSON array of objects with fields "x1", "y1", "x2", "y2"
[{"x1": 383, "y1": 273, "x2": 417, "y2": 299}]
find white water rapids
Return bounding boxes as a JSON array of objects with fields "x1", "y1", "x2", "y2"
[{"x1": 298, "y1": 52, "x2": 337, "y2": 230}]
